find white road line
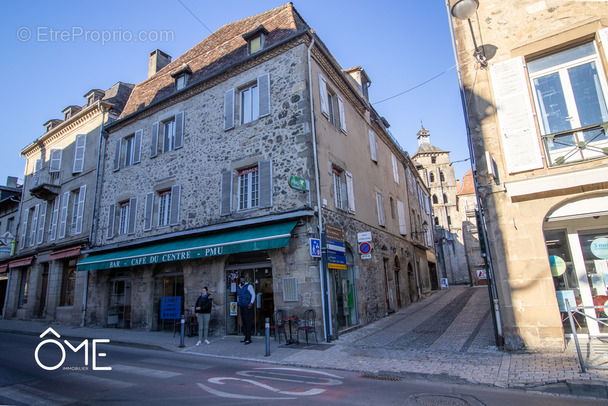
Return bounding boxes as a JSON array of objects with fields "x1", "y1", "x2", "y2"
[
  {"x1": 0, "y1": 383, "x2": 74, "y2": 405},
  {"x1": 110, "y1": 364, "x2": 182, "y2": 378},
  {"x1": 140, "y1": 357, "x2": 215, "y2": 371}
]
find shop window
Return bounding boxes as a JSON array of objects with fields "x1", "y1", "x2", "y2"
[{"x1": 60, "y1": 261, "x2": 76, "y2": 306}]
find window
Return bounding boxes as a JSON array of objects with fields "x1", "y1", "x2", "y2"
[
  {"x1": 429, "y1": 172, "x2": 435, "y2": 183},
  {"x1": 73, "y1": 134, "x2": 86, "y2": 173},
  {"x1": 443, "y1": 194, "x2": 448, "y2": 204},
  {"x1": 114, "y1": 130, "x2": 142, "y2": 170},
  {"x1": 242, "y1": 25, "x2": 268, "y2": 55},
  {"x1": 435, "y1": 216, "x2": 440, "y2": 226},
  {"x1": 528, "y1": 42, "x2": 608, "y2": 166},
  {"x1": 27, "y1": 205, "x2": 38, "y2": 247},
  {"x1": 432, "y1": 194, "x2": 438, "y2": 204},
  {"x1": 368, "y1": 129, "x2": 378, "y2": 162},
  {"x1": 391, "y1": 153, "x2": 399, "y2": 184},
  {"x1": 238, "y1": 166, "x2": 260, "y2": 210},
  {"x1": 390, "y1": 197, "x2": 395, "y2": 219},
  {"x1": 375, "y1": 192, "x2": 385, "y2": 227},
  {"x1": 241, "y1": 84, "x2": 259, "y2": 125},
  {"x1": 224, "y1": 74, "x2": 270, "y2": 130},
  {"x1": 221, "y1": 160, "x2": 272, "y2": 216},
  {"x1": 36, "y1": 201, "x2": 47, "y2": 244},
  {"x1": 49, "y1": 149, "x2": 62, "y2": 173},
  {"x1": 332, "y1": 168, "x2": 355, "y2": 213},
  {"x1": 118, "y1": 201, "x2": 130, "y2": 235},
  {"x1": 18, "y1": 268, "x2": 31, "y2": 308},
  {"x1": 176, "y1": 74, "x2": 187, "y2": 91},
  {"x1": 431, "y1": 156, "x2": 437, "y2": 164},
  {"x1": 332, "y1": 168, "x2": 344, "y2": 210},
  {"x1": 158, "y1": 190, "x2": 172, "y2": 227},
  {"x1": 397, "y1": 200, "x2": 407, "y2": 235},
  {"x1": 249, "y1": 35, "x2": 264, "y2": 54},
  {"x1": 151, "y1": 113, "x2": 183, "y2": 158},
  {"x1": 318, "y1": 73, "x2": 347, "y2": 133},
  {"x1": 439, "y1": 171, "x2": 445, "y2": 182},
  {"x1": 60, "y1": 261, "x2": 76, "y2": 307},
  {"x1": 59, "y1": 191, "x2": 69, "y2": 239},
  {"x1": 49, "y1": 197, "x2": 60, "y2": 241}
]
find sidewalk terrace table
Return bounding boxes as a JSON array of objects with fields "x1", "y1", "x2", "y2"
[{"x1": 282, "y1": 316, "x2": 299, "y2": 345}]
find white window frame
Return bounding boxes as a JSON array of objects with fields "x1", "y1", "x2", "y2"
[
  {"x1": 158, "y1": 190, "x2": 172, "y2": 227},
  {"x1": 391, "y1": 153, "x2": 400, "y2": 184},
  {"x1": 118, "y1": 201, "x2": 130, "y2": 235},
  {"x1": 162, "y1": 118, "x2": 176, "y2": 154},
  {"x1": 332, "y1": 168, "x2": 344, "y2": 210},
  {"x1": 238, "y1": 166, "x2": 260, "y2": 211},
  {"x1": 241, "y1": 83, "x2": 259, "y2": 125},
  {"x1": 176, "y1": 74, "x2": 187, "y2": 90},
  {"x1": 124, "y1": 135, "x2": 135, "y2": 167}
]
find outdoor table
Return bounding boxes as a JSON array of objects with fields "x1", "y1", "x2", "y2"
[{"x1": 282, "y1": 315, "x2": 299, "y2": 345}]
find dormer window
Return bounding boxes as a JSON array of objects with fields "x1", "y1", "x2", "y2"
[
  {"x1": 83, "y1": 89, "x2": 105, "y2": 106},
  {"x1": 242, "y1": 25, "x2": 268, "y2": 55},
  {"x1": 171, "y1": 63, "x2": 192, "y2": 91},
  {"x1": 176, "y1": 75, "x2": 187, "y2": 90}
]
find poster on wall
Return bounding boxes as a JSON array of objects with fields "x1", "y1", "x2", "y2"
[{"x1": 230, "y1": 302, "x2": 238, "y2": 316}]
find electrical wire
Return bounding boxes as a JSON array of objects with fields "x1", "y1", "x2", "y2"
[
  {"x1": 372, "y1": 64, "x2": 457, "y2": 105},
  {"x1": 177, "y1": 0, "x2": 213, "y2": 35}
]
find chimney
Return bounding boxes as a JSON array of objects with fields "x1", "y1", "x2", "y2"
[
  {"x1": 6, "y1": 176, "x2": 18, "y2": 188},
  {"x1": 148, "y1": 49, "x2": 172, "y2": 79},
  {"x1": 344, "y1": 67, "x2": 371, "y2": 101}
]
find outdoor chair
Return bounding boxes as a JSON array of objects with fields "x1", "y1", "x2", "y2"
[
  {"x1": 269, "y1": 309, "x2": 287, "y2": 343},
  {"x1": 297, "y1": 309, "x2": 318, "y2": 345}
]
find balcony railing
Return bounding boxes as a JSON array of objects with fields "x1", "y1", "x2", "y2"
[
  {"x1": 29, "y1": 169, "x2": 60, "y2": 200},
  {"x1": 542, "y1": 122, "x2": 608, "y2": 167}
]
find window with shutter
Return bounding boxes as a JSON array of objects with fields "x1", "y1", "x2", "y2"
[
  {"x1": 35, "y1": 159, "x2": 42, "y2": 173},
  {"x1": 133, "y1": 129, "x2": 143, "y2": 163},
  {"x1": 106, "y1": 203, "x2": 116, "y2": 239},
  {"x1": 332, "y1": 169, "x2": 343, "y2": 210},
  {"x1": 124, "y1": 136, "x2": 135, "y2": 167},
  {"x1": 59, "y1": 191, "x2": 69, "y2": 238},
  {"x1": 392, "y1": 153, "x2": 399, "y2": 184},
  {"x1": 318, "y1": 73, "x2": 329, "y2": 117},
  {"x1": 73, "y1": 134, "x2": 86, "y2": 173},
  {"x1": 113, "y1": 139, "x2": 121, "y2": 171},
  {"x1": 128, "y1": 197, "x2": 138, "y2": 234},
  {"x1": 376, "y1": 192, "x2": 385, "y2": 227},
  {"x1": 224, "y1": 89, "x2": 235, "y2": 131},
  {"x1": 37, "y1": 201, "x2": 47, "y2": 245},
  {"x1": 368, "y1": 130, "x2": 378, "y2": 162},
  {"x1": 29, "y1": 205, "x2": 39, "y2": 247},
  {"x1": 158, "y1": 190, "x2": 171, "y2": 227},
  {"x1": 162, "y1": 119, "x2": 176, "y2": 153},
  {"x1": 144, "y1": 192, "x2": 154, "y2": 231},
  {"x1": 50, "y1": 149, "x2": 62, "y2": 173},
  {"x1": 258, "y1": 73, "x2": 271, "y2": 118},
  {"x1": 170, "y1": 184, "x2": 181, "y2": 225},
  {"x1": 397, "y1": 200, "x2": 407, "y2": 235},
  {"x1": 20, "y1": 211, "x2": 28, "y2": 249},
  {"x1": 490, "y1": 56, "x2": 544, "y2": 173},
  {"x1": 238, "y1": 166, "x2": 260, "y2": 210},
  {"x1": 220, "y1": 170, "x2": 233, "y2": 216},
  {"x1": 150, "y1": 122, "x2": 159, "y2": 158},
  {"x1": 174, "y1": 112, "x2": 184, "y2": 149},
  {"x1": 345, "y1": 171, "x2": 355, "y2": 214},
  {"x1": 75, "y1": 185, "x2": 86, "y2": 235},
  {"x1": 49, "y1": 197, "x2": 59, "y2": 241},
  {"x1": 241, "y1": 84, "x2": 259, "y2": 125},
  {"x1": 118, "y1": 201, "x2": 130, "y2": 235},
  {"x1": 259, "y1": 159, "x2": 272, "y2": 208},
  {"x1": 338, "y1": 95, "x2": 347, "y2": 133}
]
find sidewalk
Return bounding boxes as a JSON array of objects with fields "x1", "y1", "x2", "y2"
[{"x1": 2, "y1": 286, "x2": 607, "y2": 399}]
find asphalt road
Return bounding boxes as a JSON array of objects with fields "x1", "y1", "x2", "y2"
[{"x1": 0, "y1": 331, "x2": 604, "y2": 405}]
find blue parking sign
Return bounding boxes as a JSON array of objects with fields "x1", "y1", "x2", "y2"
[{"x1": 310, "y1": 238, "x2": 321, "y2": 258}]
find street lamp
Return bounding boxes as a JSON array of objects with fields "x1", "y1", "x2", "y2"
[
  {"x1": 412, "y1": 220, "x2": 429, "y2": 238},
  {"x1": 450, "y1": 0, "x2": 487, "y2": 67}
]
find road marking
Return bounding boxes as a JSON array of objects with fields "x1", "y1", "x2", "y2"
[
  {"x1": 110, "y1": 364, "x2": 182, "y2": 378},
  {"x1": 140, "y1": 357, "x2": 215, "y2": 371},
  {"x1": 66, "y1": 372, "x2": 136, "y2": 389},
  {"x1": 0, "y1": 384, "x2": 73, "y2": 405},
  {"x1": 196, "y1": 382, "x2": 294, "y2": 400}
]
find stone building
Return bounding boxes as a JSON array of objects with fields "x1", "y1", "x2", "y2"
[
  {"x1": 413, "y1": 126, "x2": 470, "y2": 286},
  {"x1": 456, "y1": 169, "x2": 486, "y2": 285},
  {"x1": 449, "y1": 0, "x2": 608, "y2": 350},
  {"x1": 4, "y1": 83, "x2": 132, "y2": 324},
  {"x1": 0, "y1": 177, "x2": 22, "y2": 317},
  {"x1": 78, "y1": 3, "x2": 435, "y2": 340}
]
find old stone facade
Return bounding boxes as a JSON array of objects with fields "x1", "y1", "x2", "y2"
[
  {"x1": 413, "y1": 126, "x2": 471, "y2": 286},
  {"x1": 449, "y1": 0, "x2": 608, "y2": 350},
  {"x1": 0, "y1": 177, "x2": 22, "y2": 316},
  {"x1": 80, "y1": 4, "x2": 435, "y2": 341},
  {"x1": 4, "y1": 83, "x2": 132, "y2": 325}
]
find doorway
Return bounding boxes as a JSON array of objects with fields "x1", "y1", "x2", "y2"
[
  {"x1": 394, "y1": 256, "x2": 402, "y2": 308},
  {"x1": 107, "y1": 279, "x2": 131, "y2": 328},
  {"x1": 225, "y1": 252, "x2": 274, "y2": 337}
]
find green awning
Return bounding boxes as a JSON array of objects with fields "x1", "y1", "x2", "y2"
[{"x1": 77, "y1": 220, "x2": 298, "y2": 272}]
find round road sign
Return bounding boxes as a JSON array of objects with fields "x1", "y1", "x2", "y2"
[{"x1": 359, "y1": 242, "x2": 371, "y2": 254}]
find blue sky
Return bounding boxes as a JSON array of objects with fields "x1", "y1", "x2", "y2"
[{"x1": 0, "y1": 0, "x2": 470, "y2": 186}]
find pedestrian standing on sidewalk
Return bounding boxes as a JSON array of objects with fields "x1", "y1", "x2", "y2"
[
  {"x1": 195, "y1": 287, "x2": 212, "y2": 346},
  {"x1": 237, "y1": 277, "x2": 255, "y2": 345}
]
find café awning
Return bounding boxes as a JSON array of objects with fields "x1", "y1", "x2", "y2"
[
  {"x1": 77, "y1": 220, "x2": 298, "y2": 272},
  {"x1": 8, "y1": 256, "x2": 34, "y2": 268}
]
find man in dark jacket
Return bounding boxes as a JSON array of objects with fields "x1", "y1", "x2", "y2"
[
  {"x1": 237, "y1": 277, "x2": 255, "y2": 344},
  {"x1": 195, "y1": 287, "x2": 212, "y2": 345}
]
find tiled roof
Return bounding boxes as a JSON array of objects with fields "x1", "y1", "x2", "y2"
[
  {"x1": 413, "y1": 142, "x2": 446, "y2": 156},
  {"x1": 119, "y1": 3, "x2": 307, "y2": 119},
  {"x1": 457, "y1": 168, "x2": 475, "y2": 196}
]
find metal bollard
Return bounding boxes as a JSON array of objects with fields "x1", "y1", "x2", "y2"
[
  {"x1": 264, "y1": 317, "x2": 270, "y2": 356},
  {"x1": 179, "y1": 314, "x2": 185, "y2": 348}
]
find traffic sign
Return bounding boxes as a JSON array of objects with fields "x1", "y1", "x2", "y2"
[
  {"x1": 357, "y1": 231, "x2": 372, "y2": 242},
  {"x1": 358, "y1": 242, "x2": 371, "y2": 254},
  {"x1": 361, "y1": 254, "x2": 371, "y2": 259},
  {"x1": 310, "y1": 238, "x2": 321, "y2": 258}
]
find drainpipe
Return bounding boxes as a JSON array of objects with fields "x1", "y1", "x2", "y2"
[
  {"x1": 81, "y1": 102, "x2": 107, "y2": 327},
  {"x1": 445, "y1": 0, "x2": 503, "y2": 345},
  {"x1": 308, "y1": 35, "x2": 332, "y2": 342}
]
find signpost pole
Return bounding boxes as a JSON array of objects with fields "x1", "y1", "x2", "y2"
[{"x1": 179, "y1": 314, "x2": 185, "y2": 348}]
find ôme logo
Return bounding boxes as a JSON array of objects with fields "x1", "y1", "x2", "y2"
[{"x1": 34, "y1": 327, "x2": 112, "y2": 371}]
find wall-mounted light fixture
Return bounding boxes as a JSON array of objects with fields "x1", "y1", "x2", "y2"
[
  {"x1": 412, "y1": 220, "x2": 429, "y2": 238},
  {"x1": 450, "y1": 0, "x2": 487, "y2": 67}
]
